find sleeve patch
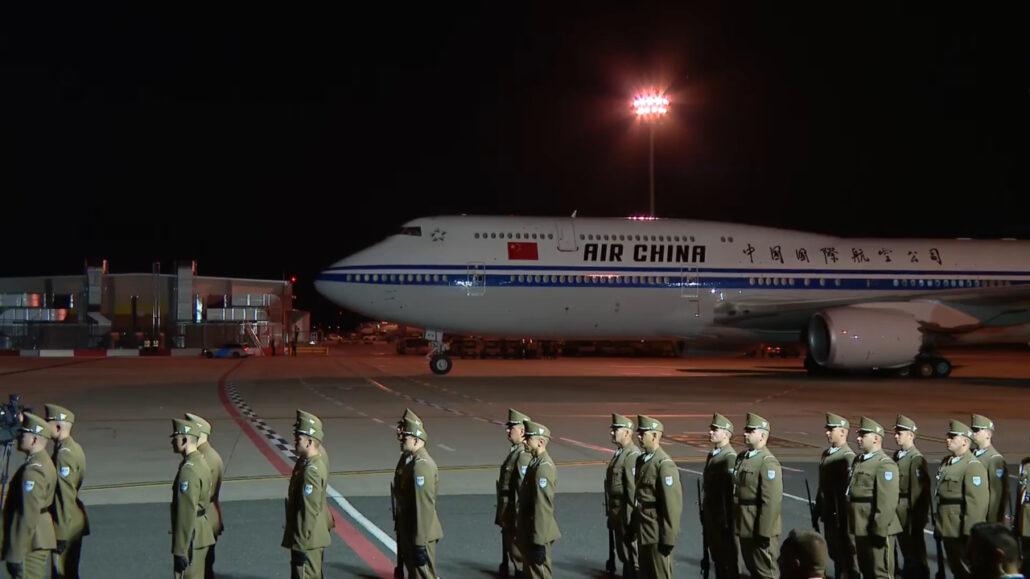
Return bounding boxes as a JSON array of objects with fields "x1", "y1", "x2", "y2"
[
  {"x1": 304, "y1": 483, "x2": 313, "y2": 495},
  {"x1": 997, "y1": 469, "x2": 1006, "y2": 479},
  {"x1": 416, "y1": 476, "x2": 425, "y2": 487},
  {"x1": 520, "y1": 465, "x2": 527, "y2": 476},
  {"x1": 767, "y1": 470, "x2": 776, "y2": 480},
  {"x1": 884, "y1": 471, "x2": 894, "y2": 482},
  {"x1": 539, "y1": 478, "x2": 548, "y2": 489},
  {"x1": 664, "y1": 475, "x2": 674, "y2": 487},
  {"x1": 24, "y1": 480, "x2": 35, "y2": 492},
  {"x1": 972, "y1": 476, "x2": 982, "y2": 487},
  {"x1": 60, "y1": 466, "x2": 71, "y2": 478},
  {"x1": 179, "y1": 481, "x2": 189, "y2": 492}
]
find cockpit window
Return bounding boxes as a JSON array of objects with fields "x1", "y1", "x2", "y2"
[{"x1": 398, "y1": 226, "x2": 422, "y2": 236}]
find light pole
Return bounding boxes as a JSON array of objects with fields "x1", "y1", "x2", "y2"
[{"x1": 633, "y1": 92, "x2": 669, "y2": 217}]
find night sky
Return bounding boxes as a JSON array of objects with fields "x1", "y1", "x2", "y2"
[{"x1": 3, "y1": 6, "x2": 1026, "y2": 324}]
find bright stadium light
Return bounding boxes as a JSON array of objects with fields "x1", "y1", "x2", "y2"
[{"x1": 633, "y1": 91, "x2": 669, "y2": 217}]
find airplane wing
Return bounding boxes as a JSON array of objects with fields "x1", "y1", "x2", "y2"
[{"x1": 715, "y1": 283, "x2": 1030, "y2": 333}]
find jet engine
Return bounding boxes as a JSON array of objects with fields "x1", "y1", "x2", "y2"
[{"x1": 807, "y1": 307, "x2": 923, "y2": 369}]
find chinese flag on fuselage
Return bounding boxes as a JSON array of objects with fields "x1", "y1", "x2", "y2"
[{"x1": 507, "y1": 241, "x2": 538, "y2": 260}]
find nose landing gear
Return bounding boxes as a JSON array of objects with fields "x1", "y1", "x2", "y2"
[{"x1": 425, "y1": 330, "x2": 452, "y2": 375}]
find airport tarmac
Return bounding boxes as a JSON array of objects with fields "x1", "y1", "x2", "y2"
[{"x1": 3, "y1": 344, "x2": 1030, "y2": 577}]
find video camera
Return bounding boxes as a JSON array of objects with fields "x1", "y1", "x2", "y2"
[{"x1": 0, "y1": 394, "x2": 23, "y2": 444}]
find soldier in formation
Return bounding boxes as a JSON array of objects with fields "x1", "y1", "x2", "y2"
[
  {"x1": 816, "y1": 412, "x2": 857, "y2": 579},
  {"x1": 2, "y1": 412, "x2": 57, "y2": 579},
  {"x1": 733, "y1": 412, "x2": 782, "y2": 579},
  {"x1": 518, "y1": 420, "x2": 560, "y2": 579},
  {"x1": 45, "y1": 404, "x2": 89, "y2": 579},
  {"x1": 605, "y1": 413, "x2": 642, "y2": 578},
  {"x1": 701, "y1": 412, "x2": 738, "y2": 579},
  {"x1": 934, "y1": 419, "x2": 989, "y2": 579},
  {"x1": 395, "y1": 416, "x2": 443, "y2": 578},
  {"x1": 893, "y1": 414, "x2": 930, "y2": 579},
  {"x1": 631, "y1": 414, "x2": 682, "y2": 579},
  {"x1": 283, "y1": 410, "x2": 331, "y2": 578},
  {"x1": 847, "y1": 417, "x2": 901, "y2": 579},
  {"x1": 497, "y1": 409, "x2": 532, "y2": 578},
  {"x1": 1016, "y1": 456, "x2": 1030, "y2": 578},
  {"x1": 184, "y1": 412, "x2": 223, "y2": 579},
  {"x1": 169, "y1": 417, "x2": 215, "y2": 579},
  {"x1": 971, "y1": 414, "x2": 1009, "y2": 524}
]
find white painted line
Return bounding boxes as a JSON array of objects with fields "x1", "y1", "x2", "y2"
[
  {"x1": 357, "y1": 411, "x2": 367, "y2": 416},
  {"x1": 372, "y1": 418, "x2": 384, "y2": 424},
  {"x1": 782, "y1": 466, "x2": 804, "y2": 473},
  {"x1": 437, "y1": 444, "x2": 456, "y2": 452},
  {"x1": 326, "y1": 486, "x2": 397, "y2": 553}
]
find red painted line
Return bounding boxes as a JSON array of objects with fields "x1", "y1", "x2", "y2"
[{"x1": 215, "y1": 363, "x2": 395, "y2": 578}]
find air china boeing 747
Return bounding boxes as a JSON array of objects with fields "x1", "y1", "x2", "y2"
[{"x1": 314, "y1": 215, "x2": 1030, "y2": 376}]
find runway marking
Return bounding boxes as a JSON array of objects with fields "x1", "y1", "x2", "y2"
[
  {"x1": 437, "y1": 444, "x2": 456, "y2": 452},
  {"x1": 219, "y1": 373, "x2": 394, "y2": 577},
  {"x1": 372, "y1": 418, "x2": 384, "y2": 424},
  {"x1": 781, "y1": 465, "x2": 804, "y2": 473}
]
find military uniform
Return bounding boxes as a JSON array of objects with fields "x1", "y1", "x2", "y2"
[
  {"x1": 630, "y1": 415, "x2": 682, "y2": 579},
  {"x1": 170, "y1": 419, "x2": 216, "y2": 579},
  {"x1": 971, "y1": 414, "x2": 1009, "y2": 524},
  {"x1": 893, "y1": 414, "x2": 931, "y2": 579},
  {"x1": 185, "y1": 412, "x2": 223, "y2": 579},
  {"x1": 733, "y1": 412, "x2": 782, "y2": 579},
  {"x1": 396, "y1": 418, "x2": 443, "y2": 578},
  {"x1": 701, "y1": 413, "x2": 738, "y2": 579},
  {"x1": 282, "y1": 413, "x2": 331, "y2": 579},
  {"x1": 45, "y1": 404, "x2": 90, "y2": 579},
  {"x1": 847, "y1": 417, "x2": 901, "y2": 579},
  {"x1": 497, "y1": 408, "x2": 532, "y2": 576},
  {"x1": 1, "y1": 413, "x2": 57, "y2": 579},
  {"x1": 606, "y1": 413, "x2": 642, "y2": 578},
  {"x1": 934, "y1": 420, "x2": 989, "y2": 579},
  {"x1": 1016, "y1": 457, "x2": 1030, "y2": 578},
  {"x1": 391, "y1": 409, "x2": 420, "y2": 574},
  {"x1": 297, "y1": 410, "x2": 334, "y2": 539},
  {"x1": 517, "y1": 421, "x2": 560, "y2": 579},
  {"x1": 817, "y1": 412, "x2": 858, "y2": 578}
]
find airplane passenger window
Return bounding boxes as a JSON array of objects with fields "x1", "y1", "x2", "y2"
[
  {"x1": 363, "y1": 274, "x2": 370, "y2": 282},
  {"x1": 659, "y1": 235, "x2": 665, "y2": 242},
  {"x1": 580, "y1": 234, "x2": 585, "y2": 240},
  {"x1": 548, "y1": 233, "x2": 553, "y2": 239},
  {"x1": 728, "y1": 237, "x2": 734, "y2": 242},
  {"x1": 507, "y1": 233, "x2": 513, "y2": 239},
  {"x1": 835, "y1": 279, "x2": 841, "y2": 287},
  {"x1": 674, "y1": 236, "x2": 680, "y2": 242},
  {"x1": 345, "y1": 274, "x2": 352, "y2": 282},
  {"x1": 720, "y1": 237, "x2": 726, "y2": 242},
  {"x1": 648, "y1": 276, "x2": 656, "y2": 285},
  {"x1": 475, "y1": 233, "x2": 480, "y2": 239},
  {"x1": 398, "y1": 226, "x2": 422, "y2": 236},
  {"x1": 490, "y1": 233, "x2": 496, "y2": 239},
  {"x1": 515, "y1": 233, "x2": 521, "y2": 239},
  {"x1": 819, "y1": 279, "x2": 826, "y2": 287},
  {"x1": 534, "y1": 275, "x2": 541, "y2": 283},
  {"x1": 576, "y1": 276, "x2": 583, "y2": 283},
  {"x1": 689, "y1": 236, "x2": 695, "y2": 242},
  {"x1": 803, "y1": 278, "x2": 810, "y2": 286},
  {"x1": 442, "y1": 275, "x2": 447, "y2": 282}
]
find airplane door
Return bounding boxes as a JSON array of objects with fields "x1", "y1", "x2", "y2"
[
  {"x1": 556, "y1": 220, "x2": 578, "y2": 252},
  {"x1": 681, "y1": 267, "x2": 700, "y2": 299},
  {"x1": 466, "y1": 263, "x2": 486, "y2": 296}
]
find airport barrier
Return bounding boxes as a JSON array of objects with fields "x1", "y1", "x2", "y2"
[{"x1": 295, "y1": 345, "x2": 329, "y2": 356}]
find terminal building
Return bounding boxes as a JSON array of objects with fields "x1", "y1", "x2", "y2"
[{"x1": 0, "y1": 260, "x2": 304, "y2": 354}]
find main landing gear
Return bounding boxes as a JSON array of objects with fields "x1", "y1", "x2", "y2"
[
  {"x1": 901, "y1": 355, "x2": 952, "y2": 378},
  {"x1": 425, "y1": 330, "x2": 453, "y2": 375}
]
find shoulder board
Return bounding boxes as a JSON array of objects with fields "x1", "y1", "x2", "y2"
[
  {"x1": 184, "y1": 461, "x2": 195, "y2": 467},
  {"x1": 58, "y1": 447, "x2": 72, "y2": 454},
  {"x1": 658, "y1": 457, "x2": 672, "y2": 465},
  {"x1": 628, "y1": 449, "x2": 642, "y2": 456},
  {"x1": 879, "y1": 455, "x2": 893, "y2": 462},
  {"x1": 305, "y1": 464, "x2": 319, "y2": 471},
  {"x1": 762, "y1": 454, "x2": 779, "y2": 463},
  {"x1": 844, "y1": 449, "x2": 856, "y2": 456},
  {"x1": 28, "y1": 462, "x2": 44, "y2": 469}
]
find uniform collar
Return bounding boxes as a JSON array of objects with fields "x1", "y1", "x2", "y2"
[
  {"x1": 827, "y1": 446, "x2": 841, "y2": 454},
  {"x1": 896, "y1": 449, "x2": 908, "y2": 459},
  {"x1": 711, "y1": 448, "x2": 721, "y2": 456},
  {"x1": 747, "y1": 449, "x2": 760, "y2": 458},
  {"x1": 974, "y1": 447, "x2": 990, "y2": 457}
]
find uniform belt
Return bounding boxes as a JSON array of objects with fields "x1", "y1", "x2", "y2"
[
  {"x1": 938, "y1": 498, "x2": 964, "y2": 505},
  {"x1": 849, "y1": 497, "x2": 874, "y2": 503},
  {"x1": 197, "y1": 507, "x2": 206, "y2": 516},
  {"x1": 737, "y1": 498, "x2": 759, "y2": 506},
  {"x1": 638, "y1": 501, "x2": 657, "y2": 508}
]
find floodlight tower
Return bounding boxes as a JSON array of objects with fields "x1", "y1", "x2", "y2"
[{"x1": 633, "y1": 92, "x2": 669, "y2": 217}]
